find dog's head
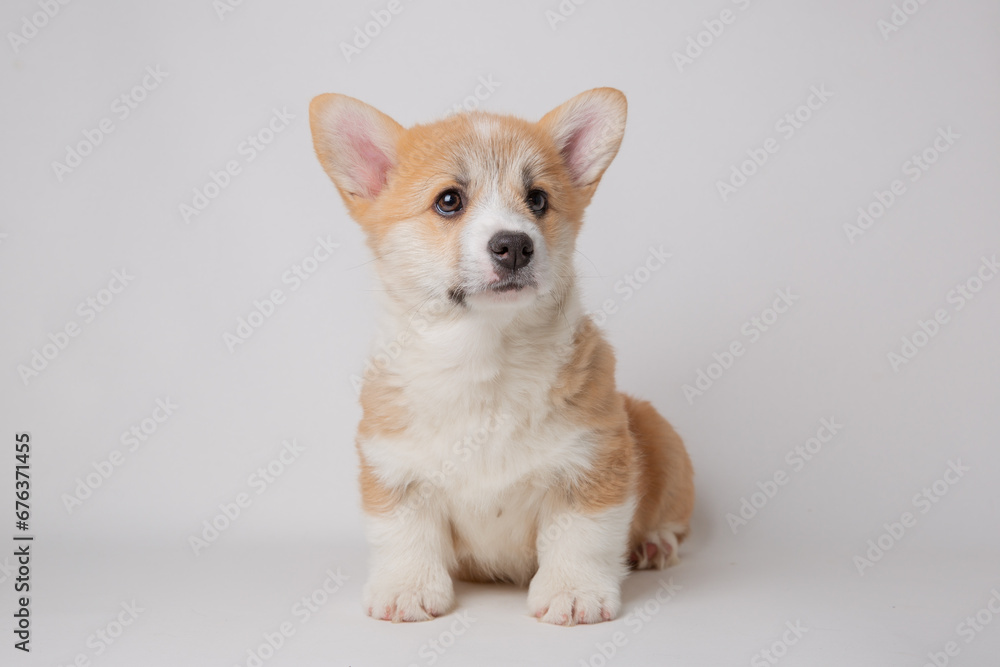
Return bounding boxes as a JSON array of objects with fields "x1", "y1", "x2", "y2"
[{"x1": 309, "y1": 88, "x2": 626, "y2": 314}]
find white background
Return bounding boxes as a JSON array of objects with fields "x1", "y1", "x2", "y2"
[{"x1": 1, "y1": 0, "x2": 999, "y2": 665}]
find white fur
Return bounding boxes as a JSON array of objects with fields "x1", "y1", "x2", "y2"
[
  {"x1": 360, "y1": 250, "x2": 637, "y2": 623},
  {"x1": 352, "y1": 94, "x2": 635, "y2": 625},
  {"x1": 364, "y1": 502, "x2": 455, "y2": 622},
  {"x1": 528, "y1": 501, "x2": 635, "y2": 624},
  {"x1": 361, "y1": 230, "x2": 634, "y2": 623},
  {"x1": 457, "y1": 187, "x2": 552, "y2": 299}
]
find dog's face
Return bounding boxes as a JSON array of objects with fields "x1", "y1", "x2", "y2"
[{"x1": 309, "y1": 89, "x2": 626, "y2": 313}]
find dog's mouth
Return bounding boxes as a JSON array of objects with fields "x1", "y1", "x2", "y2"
[
  {"x1": 490, "y1": 276, "x2": 534, "y2": 293},
  {"x1": 448, "y1": 276, "x2": 537, "y2": 306}
]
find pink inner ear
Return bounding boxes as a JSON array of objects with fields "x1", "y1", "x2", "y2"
[
  {"x1": 561, "y1": 109, "x2": 601, "y2": 185},
  {"x1": 338, "y1": 114, "x2": 394, "y2": 199}
]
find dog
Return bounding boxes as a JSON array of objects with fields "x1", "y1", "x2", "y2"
[{"x1": 308, "y1": 87, "x2": 694, "y2": 625}]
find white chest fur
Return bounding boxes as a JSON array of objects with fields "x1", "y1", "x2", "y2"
[{"x1": 360, "y1": 296, "x2": 598, "y2": 581}]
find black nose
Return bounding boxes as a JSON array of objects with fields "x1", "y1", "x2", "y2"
[{"x1": 488, "y1": 232, "x2": 533, "y2": 271}]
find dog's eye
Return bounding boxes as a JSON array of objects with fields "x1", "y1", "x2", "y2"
[
  {"x1": 435, "y1": 190, "x2": 463, "y2": 216},
  {"x1": 527, "y1": 189, "x2": 548, "y2": 215}
]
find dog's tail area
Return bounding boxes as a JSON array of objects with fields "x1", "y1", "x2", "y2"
[{"x1": 622, "y1": 393, "x2": 695, "y2": 569}]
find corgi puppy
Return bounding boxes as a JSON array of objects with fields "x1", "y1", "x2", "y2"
[{"x1": 309, "y1": 88, "x2": 694, "y2": 625}]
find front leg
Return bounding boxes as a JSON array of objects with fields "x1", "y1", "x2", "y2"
[
  {"x1": 363, "y1": 484, "x2": 455, "y2": 622},
  {"x1": 528, "y1": 500, "x2": 635, "y2": 625}
]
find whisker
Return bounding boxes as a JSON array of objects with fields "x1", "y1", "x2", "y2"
[
  {"x1": 346, "y1": 247, "x2": 405, "y2": 271},
  {"x1": 574, "y1": 248, "x2": 606, "y2": 278}
]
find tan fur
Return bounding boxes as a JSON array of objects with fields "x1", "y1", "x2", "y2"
[
  {"x1": 310, "y1": 98, "x2": 587, "y2": 262},
  {"x1": 624, "y1": 394, "x2": 695, "y2": 550},
  {"x1": 357, "y1": 449, "x2": 399, "y2": 515},
  {"x1": 357, "y1": 374, "x2": 409, "y2": 441},
  {"x1": 549, "y1": 318, "x2": 635, "y2": 513},
  {"x1": 309, "y1": 90, "x2": 695, "y2": 625},
  {"x1": 551, "y1": 319, "x2": 694, "y2": 550},
  {"x1": 322, "y1": 96, "x2": 697, "y2": 558}
]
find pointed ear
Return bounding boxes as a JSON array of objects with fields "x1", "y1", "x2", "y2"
[
  {"x1": 309, "y1": 93, "x2": 404, "y2": 204},
  {"x1": 539, "y1": 88, "x2": 627, "y2": 191}
]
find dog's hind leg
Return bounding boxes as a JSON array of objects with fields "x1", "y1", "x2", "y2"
[{"x1": 623, "y1": 394, "x2": 695, "y2": 570}]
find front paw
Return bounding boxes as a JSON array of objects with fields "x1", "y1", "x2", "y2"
[
  {"x1": 528, "y1": 571, "x2": 621, "y2": 626},
  {"x1": 364, "y1": 573, "x2": 454, "y2": 622}
]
